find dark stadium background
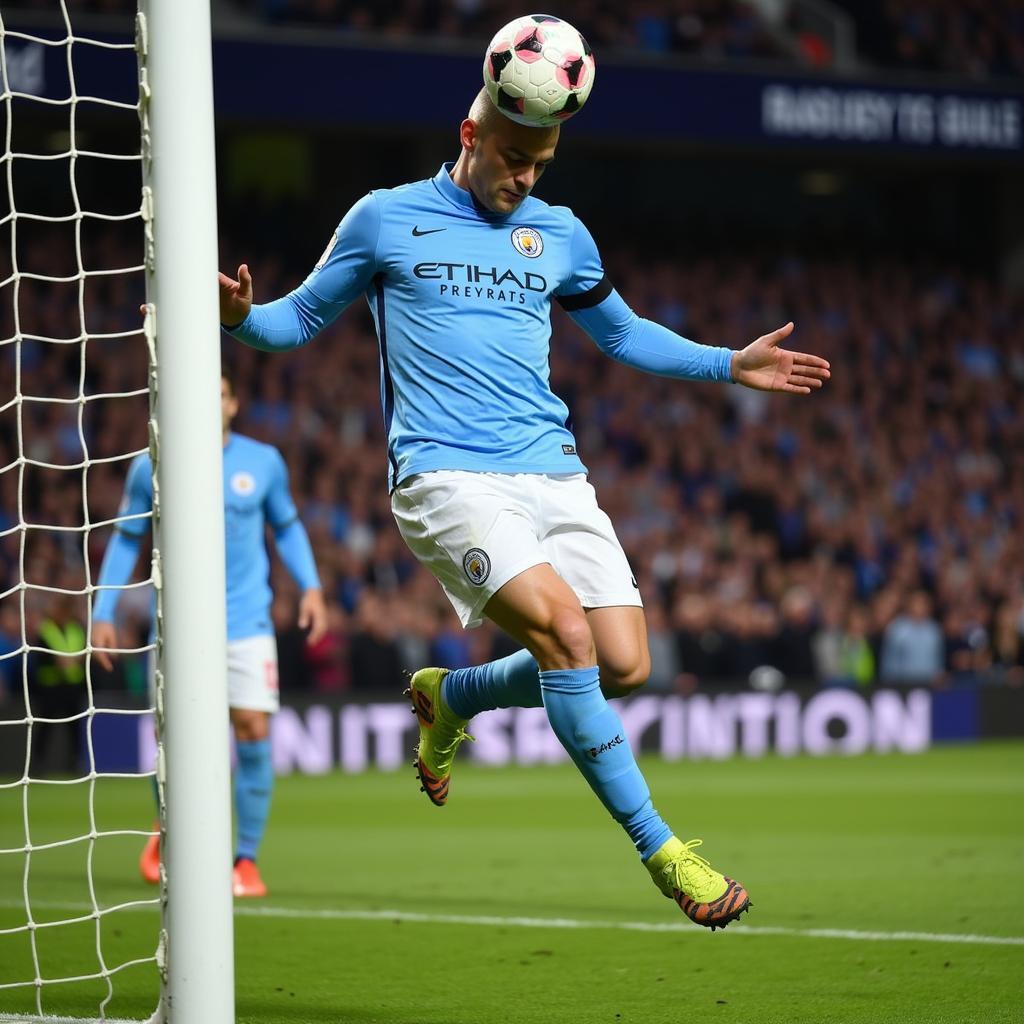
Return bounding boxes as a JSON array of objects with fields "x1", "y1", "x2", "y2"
[{"x1": 1, "y1": 1, "x2": 1022, "y2": 776}]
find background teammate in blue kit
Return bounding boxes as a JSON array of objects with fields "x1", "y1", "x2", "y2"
[
  {"x1": 219, "y1": 90, "x2": 830, "y2": 928},
  {"x1": 93, "y1": 375, "x2": 327, "y2": 898}
]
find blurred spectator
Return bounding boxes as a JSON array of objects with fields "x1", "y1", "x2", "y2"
[
  {"x1": 348, "y1": 591, "x2": 404, "y2": 690},
  {"x1": 644, "y1": 601, "x2": 684, "y2": 692},
  {"x1": 772, "y1": 586, "x2": 817, "y2": 681},
  {"x1": 28, "y1": 595, "x2": 87, "y2": 774},
  {"x1": 273, "y1": 593, "x2": 313, "y2": 691},
  {"x1": 989, "y1": 600, "x2": 1024, "y2": 687},
  {"x1": 834, "y1": 605, "x2": 876, "y2": 689},
  {"x1": 304, "y1": 602, "x2": 352, "y2": 692},
  {"x1": 0, "y1": 604, "x2": 22, "y2": 705},
  {"x1": 879, "y1": 591, "x2": 944, "y2": 685}
]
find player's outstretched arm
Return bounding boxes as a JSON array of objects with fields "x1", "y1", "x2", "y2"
[
  {"x1": 730, "y1": 322, "x2": 830, "y2": 394},
  {"x1": 219, "y1": 263, "x2": 253, "y2": 327}
]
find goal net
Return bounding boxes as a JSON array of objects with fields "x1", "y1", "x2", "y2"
[{"x1": 0, "y1": 5, "x2": 162, "y2": 1021}]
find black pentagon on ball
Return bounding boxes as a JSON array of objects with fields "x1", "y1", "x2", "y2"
[
  {"x1": 496, "y1": 87, "x2": 523, "y2": 114},
  {"x1": 582, "y1": 35, "x2": 593, "y2": 56},
  {"x1": 489, "y1": 48, "x2": 513, "y2": 78},
  {"x1": 515, "y1": 29, "x2": 543, "y2": 54},
  {"x1": 532, "y1": 14, "x2": 561, "y2": 22},
  {"x1": 557, "y1": 92, "x2": 581, "y2": 116},
  {"x1": 562, "y1": 56, "x2": 585, "y2": 87}
]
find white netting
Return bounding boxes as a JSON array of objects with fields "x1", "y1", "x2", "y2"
[{"x1": 0, "y1": 4, "x2": 160, "y2": 1022}]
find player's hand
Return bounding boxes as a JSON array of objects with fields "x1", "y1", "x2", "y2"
[
  {"x1": 298, "y1": 588, "x2": 328, "y2": 647},
  {"x1": 218, "y1": 263, "x2": 253, "y2": 327},
  {"x1": 731, "y1": 322, "x2": 830, "y2": 394},
  {"x1": 92, "y1": 622, "x2": 119, "y2": 672}
]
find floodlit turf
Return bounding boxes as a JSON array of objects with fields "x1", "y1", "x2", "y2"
[{"x1": 1, "y1": 742, "x2": 1022, "y2": 1023}]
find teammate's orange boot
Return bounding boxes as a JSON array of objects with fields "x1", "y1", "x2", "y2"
[
  {"x1": 232, "y1": 857, "x2": 267, "y2": 898},
  {"x1": 139, "y1": 824, "x2": 160, "y2": 885}
]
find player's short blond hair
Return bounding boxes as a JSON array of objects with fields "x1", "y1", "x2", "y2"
[
  {"x1": 467, "y1": 88, "x2": 506, "y2": 138},
  {"x1": 467, "y1": 87, "x2": 559, "y2": 141}
]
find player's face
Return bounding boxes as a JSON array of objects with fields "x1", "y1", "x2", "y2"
[
  {"x1": 221, "y1": 379, "x2": 238, "y2": 433},
  {"x1": 468, "y1": 119, "x2": 558, "y2": 214}
]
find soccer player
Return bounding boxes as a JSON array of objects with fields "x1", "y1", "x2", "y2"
[
  {"x1": 219, "y1": 91, "x2": 830, "y2": 928},
  {"x1": 92, "y1": 375, "x2": 327, "y2": 898}
]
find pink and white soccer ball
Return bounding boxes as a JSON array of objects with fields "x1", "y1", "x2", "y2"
[{"x1": 482, "y1": 14, "x2": 595, "y2": 127}]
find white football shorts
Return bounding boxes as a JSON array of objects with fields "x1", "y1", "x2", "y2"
[
  {"x1": 148, "y1": 633, "x2": 279, "y2": 713},
  {"x1": 391, "y1": 470, "x2": 642, "y2": 628}
]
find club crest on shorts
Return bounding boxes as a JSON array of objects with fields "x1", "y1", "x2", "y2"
[
  {"x1": 230, "y1": 471, "x2": 256, "y2": 496},
  {"x1": 463, "y1": 548, "x2": 491, "y2": 586},
  {"x1": 511, "y1": 226, "x2": 543, "y2": 259}
]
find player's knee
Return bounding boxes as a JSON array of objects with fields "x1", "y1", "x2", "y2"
[
  {"x1": 231, "y1": 710, "x2": 269, "y2": 742},
  {"x1": 542, "y1": 607, "x2": 595, "y2": 668},
  {"x1": 600, "y1": 651, "x2": 651, "y2": 697}
]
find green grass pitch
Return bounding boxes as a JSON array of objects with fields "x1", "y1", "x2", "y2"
[{"x1": 1, "y1": 742, "x2": 1021, "y2": 1023}]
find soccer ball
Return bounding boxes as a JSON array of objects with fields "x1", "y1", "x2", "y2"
[{"x1": 482, "y1": 14, "x2": 595, "y2": 127}]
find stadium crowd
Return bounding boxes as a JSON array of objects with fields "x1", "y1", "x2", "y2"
[
  {"x1": 8, "y1": 0, "x2": 1024, "y2": 78},
  {"x1": 1, "y1": 216, "x2": 1022, "y2": 704},
  {"x1": 833, "y1": 0, "x2": 1024, "y2": 79}
]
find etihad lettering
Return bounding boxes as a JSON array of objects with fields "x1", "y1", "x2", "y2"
[{"x1": 414, "y1": 262, "x2": 547, "y2": 292}]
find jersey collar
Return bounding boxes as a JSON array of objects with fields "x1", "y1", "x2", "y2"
[{"x1": 433, "y1": 162, "x2": 512, "y2": 220}]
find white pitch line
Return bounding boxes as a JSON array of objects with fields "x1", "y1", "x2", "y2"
[
  {"x1": 0, "y1": 1017, "x2": 150, "y2": 1023},
  {"x1": 1, "y1": 899, "x2": 1022, "y2": 947}
]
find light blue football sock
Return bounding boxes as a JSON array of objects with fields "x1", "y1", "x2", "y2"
[
  {"x1": 234, "y1": 738, "x2": 273, "y2": 863},
  {"x1": 539, "y1": 666, "x2": 672, "y2": 861},
  {"x1": 442, "y1": 648, "x2": 542, "y2": 718}
]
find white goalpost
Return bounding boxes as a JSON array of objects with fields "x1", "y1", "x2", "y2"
[{"x1": 0, "y1": 2, "x2": 234, "y2": 1022}]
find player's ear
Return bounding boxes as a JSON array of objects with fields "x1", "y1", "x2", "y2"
[{"x1": 460, "y1": 118, "x2": 478, "y2": 153}]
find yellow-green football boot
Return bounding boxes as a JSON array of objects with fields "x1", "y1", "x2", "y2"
[
  {"x1": 404, "y1": 668, "x2": 473, "y2": 806},
  {"x1": 645, "y1": 837, "x2": 751, "y2": 930}
]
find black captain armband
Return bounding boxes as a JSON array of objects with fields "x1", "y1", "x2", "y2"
[{"x1": 556, "y1": 275, "x2": 613, "y2": 312}]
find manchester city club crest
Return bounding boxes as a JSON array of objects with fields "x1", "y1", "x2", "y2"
[
  {"x1": 230, "y1": 471, "x2": 256, "y2": 496},
  {"x1": 462, "y1": 548, "x2": 492, "y2": 586},
  {"x1": 511, "y1": 226, "x2": 543, "y2": 259}
]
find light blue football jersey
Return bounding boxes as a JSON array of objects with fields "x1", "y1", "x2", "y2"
[
  {"x1": 94, "y1": 433, "x2": 318, "y2": 641},
  {"x1": 231, "y1": 163, "x2": 733, "y2": 489}
]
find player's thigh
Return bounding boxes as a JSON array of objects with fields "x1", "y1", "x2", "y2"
[
  {"x1": 226, "y1": 635, "x2": 279, "y2": 737},
  {"x1": 586, "y1": 605, "x2": 651, "y2": 695},
  {"x1": 391, "y1": 471, "x2": 551, "y2": 630},
  {"x1": 537, "y1": 475, "x2": 641, "y2": 609},
  {"x1": 483, "y1": 562, "x2": 596, "y2": 669}
]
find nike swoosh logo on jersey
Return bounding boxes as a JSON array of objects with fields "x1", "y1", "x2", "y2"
[{"x1": 412, "y1": 226, "x2": 446, "y2": 236}]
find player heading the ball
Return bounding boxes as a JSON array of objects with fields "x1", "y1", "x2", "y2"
[{"x1": 219, "y1": 16, "x2": 830, "y2": 931}]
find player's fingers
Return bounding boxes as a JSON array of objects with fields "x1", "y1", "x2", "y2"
[
  {"x1": 788, "y1": 374, "x2": 823, "y2": 389},
  {"x1": 792, "y1": 351, "x2": 830, "y2": 371},
  {"x1": 781, "y1": 382, "x2": 812, "y2": 395},
  {"x1": 790, "y1": 363, "x2": 830, "y2": 381},
  {"x1": 306, "y1": 614, "x2": 327, "y2": 646},
  {"x1": 94, "y1": 649, "x2": 113, "y2": 671}
]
